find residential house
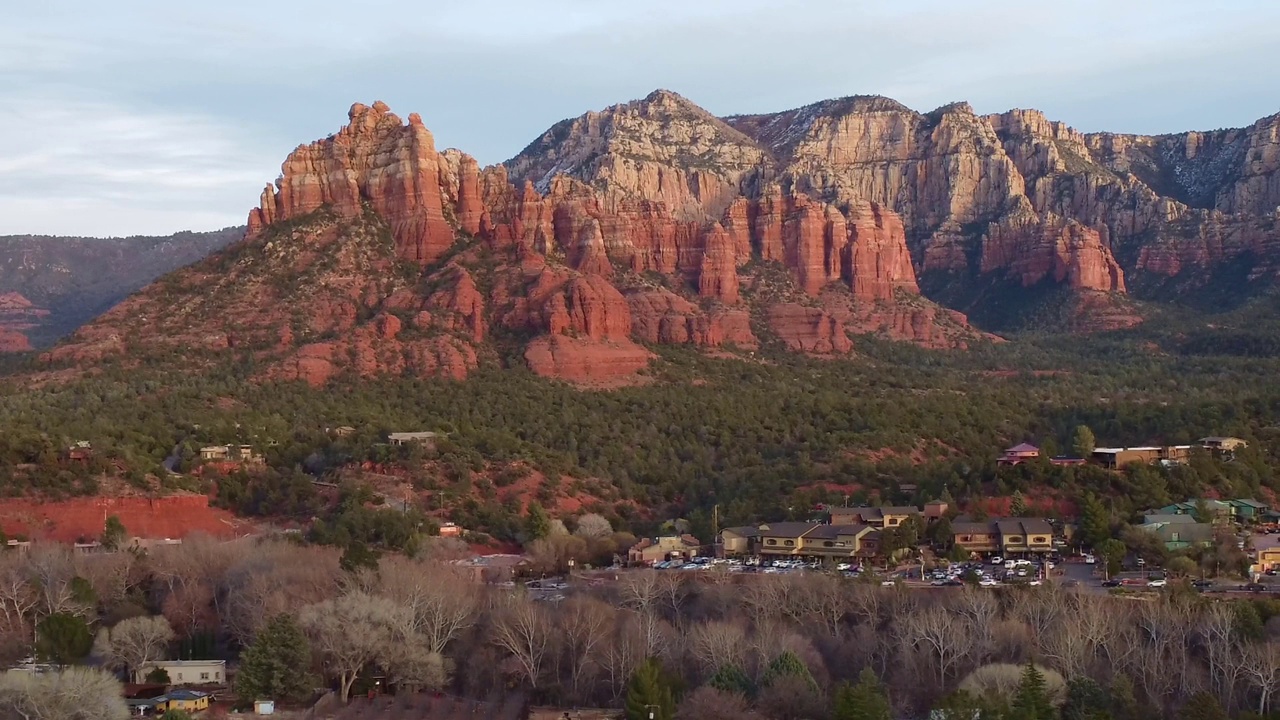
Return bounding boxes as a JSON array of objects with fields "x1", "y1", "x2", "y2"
[
  {"x1": 133, "y1": 659, "x2": 226, "y2": 685},
  {"x1": 198, "y1": 444, "x2": 261, "y2": 464},
  {"x1": 1253, "y1": 534, "x2": 1280, "y2": 572},
  {"x1": 1141, "y1": 514, "x2": 1198, "y2": 527},
  {"x1": 438, "y1": 522, "x2": 463, "y2": 538},
  {"x1": 953, "y1": 518, "x2": 1053, "y2": 556},
  {"x1": 1200, "y1": 436, "x2": 1248, "y2": 455},
  {"x1": 161, "y1": 689, "x2": 211, "y2": 713},
  {"x1": 1231, "y1": 499, "x2": 1271, "y2": 521},
  {"x1": 998, "y1": 443, "x2": 1041, "y2": 466},
  {"x1": 1141, "y1": 521, "x2": 1214, "y2": 551},
  {"x1": 1092, "y1": 446, "x2": 1191, "y2": 469},
  {"x1": 996, "y1": 518, "x2": 1054, "y2": 555},
  {"x1": 1155, "y1": 499, "x2": 1235, "y2": 522},
  {"x1": 829, "y1": 506, "x2": 919, "y2": 529},
  {"x1": 923, "y1": 501, "x2": 950, "y2": 520},
  {"x1": 952, "y1": 521, "x2": 1000, "y2": 554},
  {"x1": 628, "y1": 535, "x2": 701, "y2": 565},
  {"x1": 66, "y1": 441, "x2": 94, "y2": 462},
  {"x1": 330, "y1": 425, "x2": 357, "y2": 437},
  {"x1": 1049, "y1": 456, "x2": 1087, "y2": 467},
  {"x1": 389, "y1": 431, "x2": 439, "y2": 448}
]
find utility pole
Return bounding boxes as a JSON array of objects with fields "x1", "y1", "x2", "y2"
[{"x1": 712, "y1": 504, "x2": 719, "y2": 538}]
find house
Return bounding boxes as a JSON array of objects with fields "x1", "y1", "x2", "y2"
[
  {"x1": 1048, "y1": 456, "x2": 1087, "y2": 467},
  {"x1": 997, "y1": 518, "x2": 1054, "y2": 555},
  {"x1": 1200, "y1": 436, "x2": 1248, "y2": 454},
  {"x1": 719, "y1": 526, "x2": 761, "y2": 556},
  {"x1": 1142, "y1": 514, "x2": 1198, "y2": 528},
  {"x1": 628, "y1": 535, "x2": 701, "y2": 565},
  {"x1": 198, "y1": 444, "x2": 261, "y2": 463},
  {"x1": 199, "y1": 445, "x2": 230, "y2": 461},
  {"x1": 133, "y1": 659, "x2": 226, "y2": 685},
  {"x1": 438, "y1": 522, "x2": 463, "y2": 538},
  {"x1": 952, "y1": 521, "x2": 1000, "y2": 554},
  {"x1": 330, "y1": 426, "x2": 356, "y2": 438},
  {"x1": 1231, "y1": 499, "x2": 1271, "y2": 521},
  {"x1": 1155, "y1": 499, "x2": 1235, "y2": 522},
  {"x1": 66, "y1": 441, "x2": 94, "y2": 462},
  {"x1": 388, "y1": 431, "x2": 439, "y2": 448},
  {"x1": 953, "y1": 518, "x2": 1054, "y2": 556},
  {"x1": 1141, "y1": 521, "x2": 1214, "y2": 551},
  {"x1": 1092, "y1": 446, "x2": 1191, "y2": 469},
  {"x1": 998, "y1": 443, "x2": 1041, "y2": 466},
  {"x1": 793, "y1": 524, "x2": 878, "y2": 559},
  {"x1": 162, "y1": 689, "x2": 211, "y2": 713},
  {"x1": 754, "y1": 522, "x2": 822, "y2": 555},
  {"x1": 829, "y1": 506, "x2": 919, "y2": 528},
  {"x1": 923, "y1": 500, "x2": 950, "y2": 520},
  {"x1": 1253, "y1": 534, "x2": 1280, "y2": 572}
]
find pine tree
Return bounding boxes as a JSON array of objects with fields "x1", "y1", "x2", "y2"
[
  {"x1": 1010, "y1": 662, "x2": 1056, "y2": 720},
  {"x1": 833, "y1": 667, "x2": 892, "y2": 720},
  {"x1": 624, "y1": 657, "x2": 675, "y2": 720},
  {"x1": 1078, "y1": 494, "x2": 1111, "y2": 549},
  {"x1": 1062, "y1": 677, "x2": 1111, "y2": 720},
  {"x1": 1011, "y1": 490, "x2": 1028, "y2": 517},
  {"x1": 235, "y1": 614, "x2": 314, "y2": 703},
  {"x1": 526, "y1": 502, "x2": 552, "y2": 541},
  {"x1": 101, "y1": 515, "x2": 127, "y2": 550},
  {"x1": 760, "y1": 650, "x2": 817, "y2": 690},
  {"x1": 1179, "y1": 693, "x2": 1228, "y2": 720},
  {"x1": 1108, "y1": 675, "x2": 1138, "y2": 720},
  {"x1": 36, "y1": 612, "x2": 93, "y2": 667},
  {"x1": 707, "y1": 663, "x2": 753, "y2": 697}
]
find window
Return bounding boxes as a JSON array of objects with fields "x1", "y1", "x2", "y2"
[
  {"x1": 766, "y1": 539, "x2": 777, "y2": 546},
  {"x1": 1171, "y1": 532, "x2": 1180, "y2": 542},
  {"x1": 784, "y1": 540, "x2": 794, "y2": 547},
  {"x1": 960, "y1": 535, "x2": 971, "y2": 542},
  {"x1": 1007, "y1": 536, "x2": 1022, "y2": 543},
  {"x1": 888, "y1": 518, "x2": 900, "y2": 526},
  {"x1": 1032, "y1": 536, "x2": 1047, "y2": 543},
  {"x1": 201, "y1": 673, "x2": 210, "y2": 680},
  {"x1": 176, "y1": 673, "x2": 184, "y2": 681},
  {"x1": 823, "y1": 541, "x2": 833, "y2": 548}
]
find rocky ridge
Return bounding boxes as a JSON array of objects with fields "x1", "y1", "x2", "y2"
[{"x1": 39, "y1": 91, "x2": 1280, "y2": 384}]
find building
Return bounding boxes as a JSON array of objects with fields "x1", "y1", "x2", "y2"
[
  {"x1": 719, "y1": 526, "x2": 761, "y2": 556},
  {"x1": 953, "y1": 518, "x2": 1054, "y2": 556},
  {"x1": 998, "y1": 443, "x2": 1041, "y2": 466},
  {"x1": 923, "y1": 500, "x2": 950, "y2": 520},
  {"x1": 438, "y1": 522, "x2": 463, "y2": 538},
  {"x1": 1231, "y1": 499, "x2": 1271, "y2": 521},
  {"x1": 388, "y1": 431, "x2": 440, "y2": 448},
  {"x1": 828, "y1": 506, "x2": 919, "y2": 528},
  {"x1": 1048, "y1": 456, "x2": 1087, "y2": 467},
  {"x1": 1253, "y1": 534, "x2": 1280, "y2": 572},
  {"x1": 1092, "y1": 446, "x2": 1191, "y2": 468},
  {"x1": 1141, "y1": 514, "x2": 1198, "y2": 528},
  {"x1": 1154, "y1": 499, "x2": 1235, "y2": 522},
  {"x1": 1200, "y1": 436, "x2": 1248, "y2": 454},
  {"x1": 628, "y1": 535, "x2": 701, "y2": 565},
  {"x1": 199, "y1": 444, "x2": 261, "y2": 463},
  {"x1": 952, "y1": 521, "x2": 1000, "y2": 554},
  {"x1": 162, "y1": 689, "x2": 211, "y2": 713},
  {"x1": 133, "y1": 659, "x2": 226, "y2": 685},
  {"x1": 1140, "y1": 521, "x2": 1214, "y2": 551}
]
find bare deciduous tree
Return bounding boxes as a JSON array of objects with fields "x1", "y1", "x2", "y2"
[
  {"x1": 0, "y1": 666, "x2": 128, "y2": 720},
  {"x1": 574, "y1": 514, "x2": 613, "y2": 540},
  {"x1": 373, "y1": 557, "x2": 477, "y2": 655},
  {"x1": 1243, "y1": 642, "x2": 1280, "y2": 715},
  {"x1": 691, "y1": 620, "x2": 750, "y2": 676},
  {"x1": 556, "y1": 597, "x2": 613, "y2": 701},
  {"x1": 103, "y1": 616, "x2": 174, "y2": 678},
  {"x1": 299, "y1": 592, "x2": 404, "y2": 702},
  {"x1": 489, "y1": 597, "x2": 552, "y2": 689},
  {"x1": 901, "y1": 603, "x2": 974, "y2": 686}
]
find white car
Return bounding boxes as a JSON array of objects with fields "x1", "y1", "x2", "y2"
[
  {"x1": 979, "y1": 577, "x2": 999, "y2": 587},
  {"x1": 1083, "y1": 554, "x2": 1096, "y2": 564},
  {"x1": 1028, "y1": 580, "x2": 1043, "y2": 586},
  {"x1": 881, "y1": 580, "x2": 897, "y2": 587},
  {"x1": 990, "y1": 556, "x2": 1004, "y2": 565},
  {"x1": 836, "y1": 563, "x2": 852, "y2": 571},
  {"x1": 1147, "y1": 579, "x2": 1167, "y2": 588}
]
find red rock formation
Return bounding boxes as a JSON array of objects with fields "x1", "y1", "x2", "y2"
[
  {"x1": 981, "y1": 209, "x2": 1126, "y2": 291},
  {"x1": 0, "y1": 292, "x2": 48, "y2": 353},
  {"x1": 845, "y1": 201, "x2": 920, "y2": 300},
  {"x1": 248, "y1": 102, "x2": 457, "y2": 265},
  {"x1": 698, "y1": 225, "x2": 740, "y2": 304},
  {"x1": 785, "y1": 196, "x2": 830, "y2": 295},
  {"x1": 752, "y1": 184, "x2": 787, "y2": 262},
  {"x1": 628, "y1": 289, "x2": 756, "y2": 347},
  {"x1": 768, "y1": 304, "x2": 854, "y2": 354},
  {"x1": 523, "y1": 335, "x2": 653, "y2": 384}
]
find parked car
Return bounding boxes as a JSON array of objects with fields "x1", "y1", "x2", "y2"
[
  {"x1": 880, "y1": 580, "x2": 897, "y2": 587},
  {"x1": 1245, "y1": 583, "x2": 1268, "y2": 593},
  {"x1": 1101, "y1": 579, "x2": 1122, "y2": 587},
  {"x1": 990, "y1": 556, "x2": 1004, "y2": 565},
  {"x1": 1147, "y1": 579, "x2": 1167, "y2": 588},
  {"x1": 1192, "y1": 579, "x2": 1213, "y2": 590},
  {"x1": 979, "y1": 577, "x2": 999, "y2": 587},
  {"x1": 1083, "y1": 554, "x2": 1096, "y2": 565}
]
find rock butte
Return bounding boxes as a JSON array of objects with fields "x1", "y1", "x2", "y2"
[{"x1": 43, "y1": 91, "x2": 1280, "y2": 383}]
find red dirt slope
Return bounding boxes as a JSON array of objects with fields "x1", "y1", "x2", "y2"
[{"x1": 0, "y1": 494, "x2": 253, "y2": 543}]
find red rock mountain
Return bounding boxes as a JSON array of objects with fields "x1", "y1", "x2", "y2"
[{"x1": 40, "y1": 92, "x2": 1280, "y2": 383}]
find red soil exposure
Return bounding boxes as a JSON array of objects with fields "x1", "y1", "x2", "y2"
[
  {"x1": 970, "y1": 495, "x2": 1077, "y2": 519},
  {"x1": 0, "y1": 494, "x2": 254, "y2": 543}
]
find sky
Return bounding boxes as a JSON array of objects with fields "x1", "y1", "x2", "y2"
[{"x1": 3, "y1": 0, "x2": 1278, "y2": 237}]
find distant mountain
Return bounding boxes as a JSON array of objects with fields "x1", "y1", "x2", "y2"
[
  {"x1": 31, "y1": 90, "x2": 1280, "y2": 384},
  {"x1": 0, "y1": 229, "x2": 242, "y2": 350}
]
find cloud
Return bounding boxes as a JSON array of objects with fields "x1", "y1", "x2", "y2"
[{"x1": 3, "y1": 0, "x2": 1278, "y2": 236}]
